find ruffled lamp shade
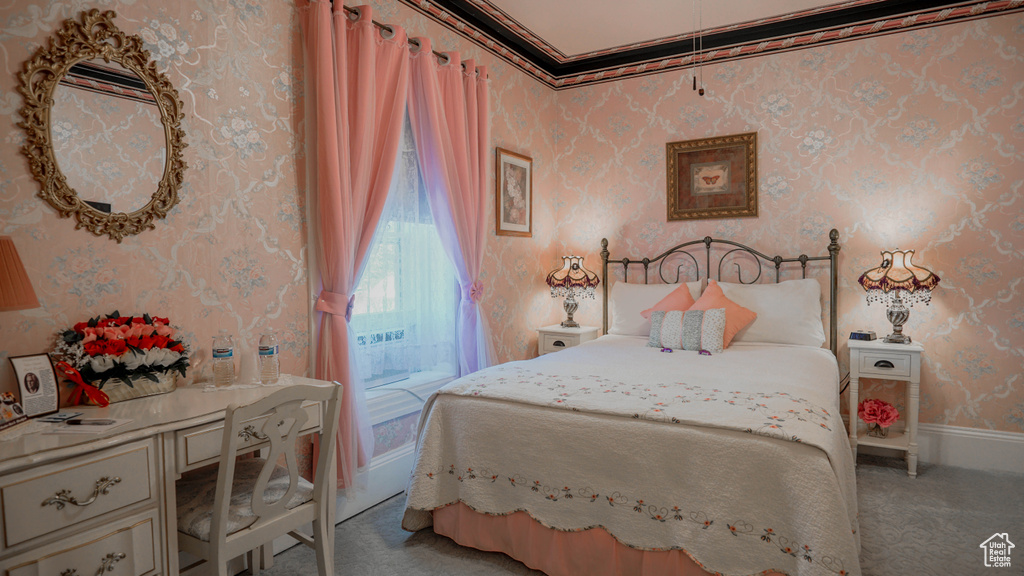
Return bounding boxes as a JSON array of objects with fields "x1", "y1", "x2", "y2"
[
  {"x1": 0, "y1": 236, "x2": 39, "y2": 312},
  {"x1": 546, "y1": 256, "x2": 600, "y2": 328},
  {"x1": 858, "y1": 249, "x2": 939, "y2": 344}
]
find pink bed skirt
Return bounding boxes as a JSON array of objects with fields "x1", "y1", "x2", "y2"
[{"x1": 432, "y1": 503, "x2": 786, "y2": 576}]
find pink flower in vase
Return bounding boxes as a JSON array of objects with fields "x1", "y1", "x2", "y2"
[
  {"x1": 877, "y1": 404, "x2": 900, "y2": 428},
  {"x1": 858, "y1": 399, "x2": 883, "y2": 424}
]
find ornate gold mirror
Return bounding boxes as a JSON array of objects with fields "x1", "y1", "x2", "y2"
[{"x1": 18, "y1": 9, "x2": 187, "y2": 243}]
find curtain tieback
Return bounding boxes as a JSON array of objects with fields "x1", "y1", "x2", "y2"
[
  {"x1": 464, "y1": 280, "x2": 484, "y2": 303},
  {"x1": 316, "y1": 290, "x2": 356, "y2": 322}
]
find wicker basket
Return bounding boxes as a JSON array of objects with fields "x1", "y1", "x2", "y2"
[{"x1": 93, "y1": 371, "x2": 177, "y2": 404}]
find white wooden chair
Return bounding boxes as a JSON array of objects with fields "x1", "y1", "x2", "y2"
[{"x1": 176, "y1": 383, "x2": 343, "y2": 576}]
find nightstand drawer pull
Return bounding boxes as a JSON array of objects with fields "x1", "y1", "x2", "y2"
[
  {"x1": 858, "y1": 351, "x2": 912, "y2": 377},
  {"x1": 42, "y1": 476, "x2": 121, "y2": 510},
  {"x1": 552, "y1": 340, "x2": 566, "y2": 347}
]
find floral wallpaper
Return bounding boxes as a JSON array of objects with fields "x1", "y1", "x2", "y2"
[
  {"x1": 0, "y1": 0, "x2": 311, "y2": 393},
  {"x1": 0, "y1": 0, "x2": 556, "y2": 415},
  {"x1": 372, "y1": 411, "x2": 419, "y2": 457},
  {"x1": 543, "y1": 15, "x2": 1024, "y2": 433},
  {"x1": 1, "y1": 0, "x2": 1021, "y2": 440}
]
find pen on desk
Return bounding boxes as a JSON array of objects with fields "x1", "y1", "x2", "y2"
[{"x1": 65, "y1": 419, "x2": 116, "y2": 426}]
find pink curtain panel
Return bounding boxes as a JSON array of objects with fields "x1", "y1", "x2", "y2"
[
  {"x1": 302, "y1": 1, "x2": 410, "y2": 488},
  {"x1": 407, "y1": 39, "x2": 494, "y2": 375}
]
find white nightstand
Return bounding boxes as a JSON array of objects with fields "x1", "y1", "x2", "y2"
[
  {"x1": 537, "y1": 325, "x2": 598, "y2": 355},
  {"x1": 848, "y1": 339, "x2": 924, "y2": 477}
]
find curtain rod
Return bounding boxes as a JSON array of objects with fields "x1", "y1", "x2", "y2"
[{"x1": 332, "y1": 3, "x2": 462, "y2": 67}]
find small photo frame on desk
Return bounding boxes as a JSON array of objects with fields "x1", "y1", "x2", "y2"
[
  {"x1": 0, "y1": 392, "x2": 28, "y2": 431},
  {"x1": 9, "y1": 353, "x2": 60, "y2": 418}
]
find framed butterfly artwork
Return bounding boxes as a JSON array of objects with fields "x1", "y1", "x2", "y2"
[{"x1": 666, "y1": 132, "x2": 757, "y2": 221}]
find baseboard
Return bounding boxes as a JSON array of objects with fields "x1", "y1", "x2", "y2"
[
  {"x1": 845, "y1": 416, "x2": 1024, "y2": 473},
  {"x1": 914, "y1": 424, "x2": 1024, "y2": 473},
  {"x1": 334, "y1": 442, "x2": 415, "y2": 523}
]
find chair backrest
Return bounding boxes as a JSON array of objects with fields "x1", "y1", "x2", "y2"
[{"x1": 208, "y1": 382, "x2": 343, "y2": 545}]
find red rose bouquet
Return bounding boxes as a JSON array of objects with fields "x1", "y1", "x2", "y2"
[
  {"x1": 858, "y1": 398, "x2": 899, "y2": 437},
  {"x1": 52, "y1": 310, "x2": 191, "y2": 390}
]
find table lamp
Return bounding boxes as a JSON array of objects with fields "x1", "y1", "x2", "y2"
[
  {"x1": 858, "y1": 249, "x2": 939, "y2": 344},
  {"x1": 0, "y1": 236, "x2": 39, "y2": 311},
  {"x1": 546, "y1": 255, "x2": 600, "y2": 328}
]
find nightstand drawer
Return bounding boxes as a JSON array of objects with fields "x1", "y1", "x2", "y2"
[
  {"x1": 0, "y1": 439, "x2": 157, "y2": 550},
  {"x1": 858, "y1": 351, "x2": 912, "y2": 378},
  {"x1": 541, "y1": 333, "x2": 580, "y2": 353},
  {"x1": 6, "y1": 507, "x2": 159, "y2": 576},
  {"x1": 176, "y1": 401, "x2": 321, "y2": 472}
]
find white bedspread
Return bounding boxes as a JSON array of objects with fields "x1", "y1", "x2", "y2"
[{"x1": 403, "y1": 336, "x2": 860, "y2": 576}]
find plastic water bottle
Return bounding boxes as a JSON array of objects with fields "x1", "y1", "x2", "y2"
[
  {"x1": 258, "y1": 332, "x2": 280, "y2": 384},
  {"x1": 212, "y1": 330, "x2": 235, "y2": 387}
]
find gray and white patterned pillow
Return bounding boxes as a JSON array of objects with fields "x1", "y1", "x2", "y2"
[{"x1": 648, "y1": 308, "x2": 726, "y2": 353}]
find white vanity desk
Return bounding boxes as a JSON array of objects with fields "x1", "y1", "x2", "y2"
[{"x1": 0, "y1": 377, "x2": 332, "y2": 576}]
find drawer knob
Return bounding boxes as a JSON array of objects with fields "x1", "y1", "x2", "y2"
[
  {"x1": 239, "y1": 424, "x2": 270, "y2": 441},
  {"x1": 58, "y1": 551, "x2": 125, "y2": 576},
  {"x1": 97, "y1": 552, "x2": 127, "y2": 575},
  {"x1": 552, "y1": 340, "x2": 566, "y2": 347},
  {"x1": 41, "y1": 476, "x2": 121, "y2": 510},
  {"x1": 873, "y1": 360, "x2": 895, "y2": 369}
]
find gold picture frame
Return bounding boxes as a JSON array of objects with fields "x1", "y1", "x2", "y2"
[
  {"x1": 495, "y1": 147, "x2": 532, "y2": 237},
  {"x1": 666, "y1": 132, "x2": 757, "y2": 221},
  {"x1": 17, "y1": 9, "x2": 188, "y2": 243}
]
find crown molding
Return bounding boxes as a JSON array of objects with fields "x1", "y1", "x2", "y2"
[{"x1": 398, "y1": 0, "x2": 1024, "y2": 89}]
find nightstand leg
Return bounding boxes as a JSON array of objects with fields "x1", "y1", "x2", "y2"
[
  {"x1": 849, "y1": 376, "x2": 859, "y2": 460},
  {"x1": 908, "y1": 379, "x2": 920, "y2": 478}
]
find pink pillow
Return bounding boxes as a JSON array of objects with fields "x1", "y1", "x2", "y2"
[
  {"x1": 689, "y1": 280, "x2": 757, "y2": 348},
  {"x1": 641, "y1": 283, "x2": 697, "y2": 319}
]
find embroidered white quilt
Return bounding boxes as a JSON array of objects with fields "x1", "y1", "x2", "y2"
[{"x1": 403, "y1": 335, "x2": 860, "y2": 576}]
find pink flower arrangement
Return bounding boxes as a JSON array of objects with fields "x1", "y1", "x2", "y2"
[{"x1": 858, "y1": 398, "x2": 900, "y2": 428}]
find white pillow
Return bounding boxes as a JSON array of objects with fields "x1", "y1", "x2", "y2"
[
  {"x1": 608, "y1": 281, "x2": 702, "y2": 336},
  {"x1": 718, "y1": 279, "x2": 825, "y2": 347}
]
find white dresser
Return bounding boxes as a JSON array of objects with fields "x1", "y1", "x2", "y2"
[{"x1": 0, "y1": 377, "x2": 331, "y2": 576}]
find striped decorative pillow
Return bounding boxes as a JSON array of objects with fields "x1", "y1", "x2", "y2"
[{"x1": 648, "y1": 308, "x2": 727, "y2": 354}]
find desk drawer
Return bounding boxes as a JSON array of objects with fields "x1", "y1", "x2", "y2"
[
  {"x1": 6, "y1": 507, "x2": 159, "y2": 576},
  {"x1": 858, "y1": 352, "x2": 912, "y2": 378},
  {"x1": 176, "y1": 401, "x2": 322, "y2": 472},
  {"x1": 0, "y1": 439, "x2": 156, "y2": 550}
]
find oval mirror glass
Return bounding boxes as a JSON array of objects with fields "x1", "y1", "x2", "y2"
[{"x1": 50, "y1": 60, "x2": 166, "y2": 215}]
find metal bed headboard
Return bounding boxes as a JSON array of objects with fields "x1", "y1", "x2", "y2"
[{"x1": 601, "y1": 229, "x2": 841, "y2": 358}]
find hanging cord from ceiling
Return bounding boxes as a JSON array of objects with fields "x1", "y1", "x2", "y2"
[
  {"x1": 691, "y1": 0, "x2": 697, "y2": 92},
  {"x1": 690, "y1": 0, "x2": 705, "y2": 96},
  {"x1": 698, "y1": 0, "x2": 705, "y2": 96}
]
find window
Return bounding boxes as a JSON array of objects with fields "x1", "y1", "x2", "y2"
[{"x1": 349, "y1": 115, "x2": 457, "y2": 388}]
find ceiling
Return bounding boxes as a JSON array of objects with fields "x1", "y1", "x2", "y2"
[{"x1": 396, "y1": 0, "x2": 1023, "y2": 89}]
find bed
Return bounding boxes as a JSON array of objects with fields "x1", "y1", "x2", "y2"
[{"x1": 402, "y1": 231, "x2": 860, "y2": 576}]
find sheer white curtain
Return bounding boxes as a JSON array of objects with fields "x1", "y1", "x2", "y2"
[{"x1": 349, "y1": 115, "x2": 457, "y2": 386}]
